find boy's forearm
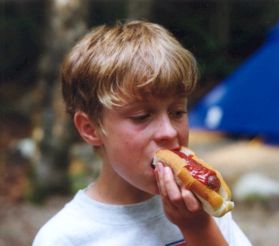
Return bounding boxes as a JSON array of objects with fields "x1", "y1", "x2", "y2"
[{"x1": 179, "y1": 214, "x2": 228, "y2": 246}]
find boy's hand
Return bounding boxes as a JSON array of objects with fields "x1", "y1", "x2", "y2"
[
  {"x1": 155, "y1": 162, "x2": 203, "y2": 227},
  {"x1": 155, "y1": 162, "x2": 228, "y2": 246}
]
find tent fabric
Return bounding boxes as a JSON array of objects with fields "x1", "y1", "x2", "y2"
[{"x1": 189, "y1": 22, "x2": 279, "y2": 143}]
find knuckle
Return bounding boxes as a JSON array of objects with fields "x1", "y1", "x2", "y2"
[
  {"x1": 181, "y1": 189, "x2": 193, "y2": 199},
  {"x1": 170, "y1": 193, "x2": 182, "y2": 203},
  {"x1": 181, "y1": 188, "x2": 201, "y2": 212}
]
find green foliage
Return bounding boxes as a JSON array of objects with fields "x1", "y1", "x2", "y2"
[
  {"x1": 151, "y1": 0, "x2": 277, "y2": 86},
  {"x1": 88, "y1": 0, "x2": 128, "y2": 26},
  {"x1": 0, "y1": 1, "x2": 45, "y2": 82},
  {"x1": 2, "y1": 0, "x2": 278, "y2": 87}
]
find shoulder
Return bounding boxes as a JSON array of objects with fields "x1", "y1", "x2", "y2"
[
  {"x1": 33, "y1": 191, "x2": 91, "y2": 246},
  {"x1": 33, "y1": 205, "x2": 78, "y2": 246},
  {"x1": 214, "y1": 212, "x2": 252, "y2": 246}
]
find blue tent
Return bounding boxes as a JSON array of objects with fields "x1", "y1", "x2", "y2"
[{"x1": 189, "y1": 22, "x2": 279, "y2": 143}]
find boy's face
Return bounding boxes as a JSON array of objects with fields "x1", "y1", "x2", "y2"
[{"x1": 99, "y1": 96, "x2": 189, "y2": 196}]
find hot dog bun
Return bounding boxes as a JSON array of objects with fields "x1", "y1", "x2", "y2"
[{"x1": 153, "y1": 146, "x2": 234, "y2": 217}]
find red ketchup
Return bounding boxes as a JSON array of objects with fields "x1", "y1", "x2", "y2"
[{"x1": 172, "y1": 150, "x2": 220, "y2": 191}]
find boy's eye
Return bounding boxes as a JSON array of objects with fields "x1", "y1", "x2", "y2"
[
  {"x1": 170, "y1": 110, "x2": 187, "y2": 118},
  {"x1": 130, "y1": 114, "x2": 151, "y2": 122}
]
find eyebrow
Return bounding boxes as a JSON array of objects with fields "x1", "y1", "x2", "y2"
[
  {"x1": 115, "y1": 102, "x2": 150, "y2": 113},
  {"x1": 117, "y1": 97, "x2": 188, "y2": 112}
]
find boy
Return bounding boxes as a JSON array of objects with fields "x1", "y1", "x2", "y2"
[{"x1": 33, "y1": 20, "x2": 251, "y2": 245}]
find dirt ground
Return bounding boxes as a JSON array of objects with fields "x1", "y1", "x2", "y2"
[{"x1": 0, "y1": 131, "x2": 279, "y2": 246}]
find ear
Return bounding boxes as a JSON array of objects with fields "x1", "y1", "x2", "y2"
[{"x1": 74, "y1": 111, "x2": 103, "y2": 146}]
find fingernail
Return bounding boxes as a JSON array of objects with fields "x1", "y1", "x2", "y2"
[{"x1": 156, "y1": 162, "x2": 163, "y2": 173}]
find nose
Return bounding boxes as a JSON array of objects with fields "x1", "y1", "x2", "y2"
[{"x1": 154, "y1": 113, "x2": 177, "y2": 144}]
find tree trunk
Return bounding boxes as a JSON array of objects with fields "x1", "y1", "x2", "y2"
[{"x1": 33, "y1": 0, "x2": 89, "y2": 198}]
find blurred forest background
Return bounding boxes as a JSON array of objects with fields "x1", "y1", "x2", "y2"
[{"x1": 1, "y1": 0, "x2": 279, "y2": 245}]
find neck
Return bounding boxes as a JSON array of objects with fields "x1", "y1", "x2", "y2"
[{"x1": 86, "y1": 162, "x2": 153, "y2": 205}]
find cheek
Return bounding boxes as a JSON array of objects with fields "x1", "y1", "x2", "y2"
[
  {"x1": 105, "y1": 129, "x2": 145, "y2": 164},
  {"x1": 178, "y1": 120, "x2": 189, "y2": 145},
  {"x1": 110, "y1": 129, "x2": 150, "y2": 168}
]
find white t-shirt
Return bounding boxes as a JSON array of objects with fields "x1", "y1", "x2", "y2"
[{"x1": 33, "y1": 190, "x2": 251, "y2": 246}]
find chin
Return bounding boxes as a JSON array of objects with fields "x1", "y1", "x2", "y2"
[
  {"x1": 143, "y1": 182, "x2": 159, "y2": 196},
  {"x1": 151, "y1": 188, "x2": 160, "y2": 195}
]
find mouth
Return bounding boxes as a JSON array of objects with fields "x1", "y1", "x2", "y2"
[
  {"x1": 150, "y1": 146, "x2": 181, "y2": 169},
  {"x1": 150, "y1": 158, "x2": 155, "y2": 169}
]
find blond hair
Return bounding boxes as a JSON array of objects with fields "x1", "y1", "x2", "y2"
[{"x1": 61, "y1": 20, "x2": 198, "y2": 125}]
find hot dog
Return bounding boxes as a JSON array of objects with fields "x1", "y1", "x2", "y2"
[{"x1": 153, "y1": 146, "x2": 234, "y2": 217}]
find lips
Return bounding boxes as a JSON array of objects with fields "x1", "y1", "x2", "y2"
[{"x1": 150, "y1": 158, "x2": 155, "y2": 169}]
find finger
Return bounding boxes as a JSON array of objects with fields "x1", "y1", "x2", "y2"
[
  {"x1": 155, "y1": 162, "x2": 167, "y2": 197},
  {"x1": 181, "y1": 186, "x2": 201, "y2": 212},
  {"x1": 157, "y1": 164, "x2": 200, "y2": 213},
  {"x1": 164, "y1": 167, "x2": 189, "y2": 209},
  {"x1": 164, "y1": 166, "x2": 183, "y2": 203}
]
